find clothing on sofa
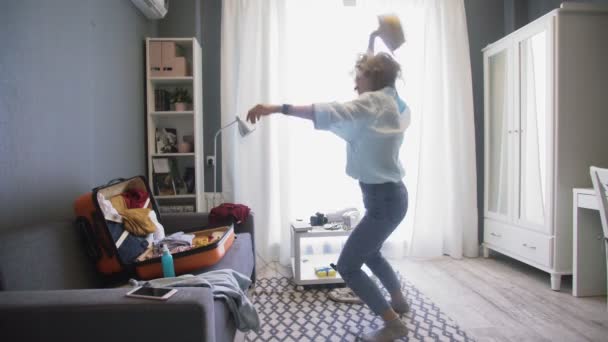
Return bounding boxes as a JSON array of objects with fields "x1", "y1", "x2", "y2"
[
  {"x1": 110, "y1": 195, "x2": 128, "y2": 212},
  {"x1": 146, "y1": 210, "x2": 166, "y2": 244},
  {"x1": 121, "y1": 188, "x2": 149, "y2": 209},
  {"x1": 97, "y1": 193, "x2": 122, "y2": 223},
  {"x1": 120, "y1": 208, "x2": 157, "y2": 236},
  {"x1": 159, "y1": 231, "x2": 194, "y2": 249},
  {"x1": 131, "y1": 270, "x2": 260, "y2": 332},
  {"x1": 98, "y1": 192, "x2": 166, "y2": 243},
  {"x1": 106, "y1": 221, "x2": 149, "y2": 263},
  {"x1": 209, "y1": 203, "x2": 251, "y2": 225}
]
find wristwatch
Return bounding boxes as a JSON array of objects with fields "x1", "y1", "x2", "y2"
[{"x1": 281, "y1": 104, "x2": 292, "y2": 115}]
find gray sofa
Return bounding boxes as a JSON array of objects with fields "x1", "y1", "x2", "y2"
[{"x1": 0, "y1": 212, "x2": 256, "y2": 342}]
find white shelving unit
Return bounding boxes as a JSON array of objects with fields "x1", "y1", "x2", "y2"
[{"x1": 145, "y1": 37, "x2": 205, "y2": 213}]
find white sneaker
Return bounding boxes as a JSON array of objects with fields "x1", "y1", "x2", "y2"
[{"x1": 360, "y1": 318, "x2": 408, "y2": 341}]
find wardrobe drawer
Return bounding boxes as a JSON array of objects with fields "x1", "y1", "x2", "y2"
[
  {"x1": 512, "y1": 228, "x2": 553, "y2": 268},
  {"x1": 484, "y1": 220, "x2": 513, "y2": 250},
  {"x1": 484, "y1": 219, "x2": 553, "y2": 268}
]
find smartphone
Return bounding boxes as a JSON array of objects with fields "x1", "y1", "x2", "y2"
[{"x1": 125, "y1": 286, "x2": 177, "y2": 301}]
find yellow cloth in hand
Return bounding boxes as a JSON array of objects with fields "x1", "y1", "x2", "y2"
[{"x1": 120, "y1": 208, "x2": 156, "y2": 236}]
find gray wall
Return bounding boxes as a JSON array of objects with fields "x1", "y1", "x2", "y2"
[
  {"x1": 0, "y1": 0, "x2": 156, "y2": 229},
  {"x1": 504, "y1": 0, "x2": 529, "y2": 33},
  {"x1": 158, "y1": 0, "x2": 222, "y2": 193},
  {"x1": 159, "y1": 0, "x2": 197, "y2": 38},
  {"x1": 528, "y1": 0, "x2": 608, "y2": 21}
]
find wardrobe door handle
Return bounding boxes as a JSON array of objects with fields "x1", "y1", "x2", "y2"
[
  {"x1": 522, "y1": 243, "x2": 536, "y2": 250},
  {"x1": 490, "y1": 232, "x2": 502, "y2": 238}
]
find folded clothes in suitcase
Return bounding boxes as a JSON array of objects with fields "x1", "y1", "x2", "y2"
[{"x1": 74, "y1": 176, "x2": 235, "y2": 280}]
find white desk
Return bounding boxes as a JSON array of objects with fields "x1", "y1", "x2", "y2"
[{"x1": 573, "y1": 188, "x2": 607, "y2": 297}]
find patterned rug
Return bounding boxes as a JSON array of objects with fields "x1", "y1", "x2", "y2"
[{"x1": 246, "y1": 275, "x2": 474, "y2": 341}]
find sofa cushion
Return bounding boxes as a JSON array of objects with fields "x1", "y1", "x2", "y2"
[{"x1": 0, "y1": 221, "x2": 101, "y2": 291}]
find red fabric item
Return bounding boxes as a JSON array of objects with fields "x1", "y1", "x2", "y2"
[
  {"x1": 122, "y1": 189, "x2": 149, "y2": 209},
  {"x1": 209, "y1": 203, "x2": 250, "y2": 225}
]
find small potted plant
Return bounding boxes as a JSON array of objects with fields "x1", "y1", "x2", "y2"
[{"x1": 171, "y1": 88, "x2": 192, "y2": 111}]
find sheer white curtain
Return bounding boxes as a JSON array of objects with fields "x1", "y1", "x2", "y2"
[{"x1": 221, "y1": 0, "x2": 478, "y2": 264}]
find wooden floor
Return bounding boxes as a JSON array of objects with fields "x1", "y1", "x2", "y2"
[{"x1": 255, "y1": 253, "x2": 608, "y2": 342}]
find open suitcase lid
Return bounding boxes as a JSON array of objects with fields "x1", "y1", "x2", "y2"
[{"x1": 93, "y1": 176, "x2": 162, "y2": 221}]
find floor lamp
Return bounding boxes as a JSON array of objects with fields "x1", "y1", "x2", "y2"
[{"x1": 212, "y1": 116, "x2": 255, "y2": 207}]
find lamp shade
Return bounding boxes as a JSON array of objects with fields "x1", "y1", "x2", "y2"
[
  {"x1": 236, "y1": 116, "x2": 255, "y2": 137},
  {"x1": 212, "y1": 116, "x2": 255, "y2": 196}
]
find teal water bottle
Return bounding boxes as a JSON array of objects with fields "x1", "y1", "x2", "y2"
[{"x1": 161, "y1": 244, "x2": 175, "y2": 278}]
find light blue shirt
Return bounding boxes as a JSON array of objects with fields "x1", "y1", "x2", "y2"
[{"x1": 313, "y1": 86, "x2": 410, "y2": 184}]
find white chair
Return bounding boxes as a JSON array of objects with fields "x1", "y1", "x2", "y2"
[{"x1": 590, "y1": 166, "x2": 608, "y2": 309}]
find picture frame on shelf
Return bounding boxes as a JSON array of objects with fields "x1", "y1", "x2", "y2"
[
  {"x1": 183, "y1": 167, "x2": 195, "y2": 194},
  {"x1": 168, "y1": 158, "x2": 187, "y2": 195},
  {"x1": 152, "y1": 158, "x2": 176, "y2": 196},
  {"x1": 154, "y1": 173, "x2": 177, "y2": 196},
  {"x1": 156, "y1": 128, "x2": 178, "y2": 153}
]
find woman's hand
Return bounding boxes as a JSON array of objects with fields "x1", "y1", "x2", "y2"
[{"x1": 246, "y1": 104, "x2": 280, "y2": 124}]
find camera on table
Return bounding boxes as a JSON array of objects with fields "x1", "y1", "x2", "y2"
[{"x1": 310, "y1": 212, "x2": 328, "y2": 226}]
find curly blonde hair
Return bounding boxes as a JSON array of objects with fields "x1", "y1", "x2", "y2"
[{"x1": 355, "y1": 52, "x2": 401, "y2": 91}]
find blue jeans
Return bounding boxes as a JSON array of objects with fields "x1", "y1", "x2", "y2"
[{"x1": 336, "y1": 181, "x2": 408, "y2": 316}]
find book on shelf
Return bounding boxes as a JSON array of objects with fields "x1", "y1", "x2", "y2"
[{"x1": 154, "y1": 89, "x2": 171, "y2": 111}]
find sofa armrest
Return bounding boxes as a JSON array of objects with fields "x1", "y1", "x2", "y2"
[{"x1": 0, "y1": 287, "x2": 215, "y2": 342}]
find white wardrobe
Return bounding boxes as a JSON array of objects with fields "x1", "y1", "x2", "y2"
[{"x1": 482, "y1": 4, "x2": 608, "y2": 290}]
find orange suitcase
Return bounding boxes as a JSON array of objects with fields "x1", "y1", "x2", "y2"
[{"x1": 74, "y1": 176, "x2": 235, "y2": 280}]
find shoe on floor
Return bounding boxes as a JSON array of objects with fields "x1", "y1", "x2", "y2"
[
  {"x1": 360, "y1": 318, "x2": 408, "y2": 342},
  {"x1": 328, "y1": 287, "x2": 363, "y2": 304},
  {"x1": 391, "y1": 298, "x2": 410, "y2": 314}
]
